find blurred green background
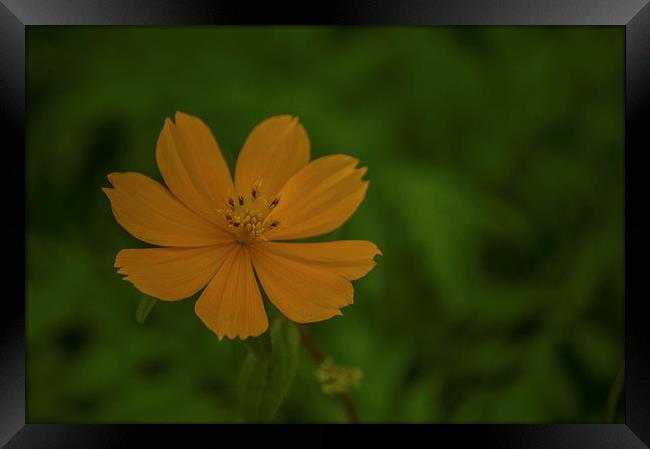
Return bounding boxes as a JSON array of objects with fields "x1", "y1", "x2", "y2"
[{"x1": 26, "y1": 26, "x2": 624, "y2": 423}]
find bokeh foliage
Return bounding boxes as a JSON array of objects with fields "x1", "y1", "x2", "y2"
[{"x1": 26, "y1": 26, "x2": 624, "y2": 423}]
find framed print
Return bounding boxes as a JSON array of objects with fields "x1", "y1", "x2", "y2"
[{"x1": 1, "y1": 0, "x2": 650, "y2": 447}]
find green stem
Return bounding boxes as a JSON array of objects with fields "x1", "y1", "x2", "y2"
[
  {"x1": 296, "y1": 324, "x2": 360, "y2": 424},
  {"x1": 605, "y1": 361, "x2": 624, "y2": 423}
]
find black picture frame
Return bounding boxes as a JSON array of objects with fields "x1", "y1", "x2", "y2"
[{"x1": 2, "y1": 0, "x2": 649, "y2": 446}]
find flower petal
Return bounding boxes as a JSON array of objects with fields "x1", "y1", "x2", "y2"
[
  {"x1": 195, "y1": 245, "x2": 269, "y2": 340},
  {"x1": 264, "y1": 154, "x2": 368, "y2": 241},
  {"x1": 115, "y1": 243, "x2": 235, "y2": 301},
  {"x1": 234, "y1": 115, "x2": 310, "y2": 198},
  {"x1": 250, "y1": 243, "x2": 353, "y2": 323},
  {"x1": 156, "y1": 112, "x2": 234, "y2": 229},
  {"x1": 255, "y1": 240, "x2": 382, "y2": 281},
  {"x1": 103, "y1": 172, "x2": 230, "y2": 247}
]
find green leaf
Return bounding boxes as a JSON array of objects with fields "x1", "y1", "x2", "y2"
[
  {"x1": 237, "y1": 317, "x2": 300, "y2": 422},
  {"x1": 239, "y1": 328, "x2": 272, "y2": 358},
  {"x1": 135, "y1": 296, "x2": 158, "y2": 325}
]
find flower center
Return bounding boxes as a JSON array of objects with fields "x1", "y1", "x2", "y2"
[{"x1": 219, "y1": 181, "x2": 279, "y2": 245}]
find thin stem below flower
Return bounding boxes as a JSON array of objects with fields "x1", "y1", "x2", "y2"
[
  {"x1": 605, "y1": 361, "x2": 625, "y2": 423},
  {"x1": 295, "y1": 324, "x2": 360, "y2": 424}
]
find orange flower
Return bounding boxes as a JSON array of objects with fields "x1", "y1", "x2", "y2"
[{"x1": 103, "y1": 112, "x2": 381, "y2": 340}]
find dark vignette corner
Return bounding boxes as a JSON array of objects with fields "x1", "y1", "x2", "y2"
[
  {"x1": 0, "y1": 0, "x2": 649, "y2": 448},
  {"x1": 625, "y1": 0, "x2": 650, "y2": 446},
  {"x1": 0, "y1": 0, "x2": 26, "y2": 447}
]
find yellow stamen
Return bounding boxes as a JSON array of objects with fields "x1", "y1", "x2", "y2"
[{"x1": 219, "y1": 181, "x2": 280, "y2": 244}]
